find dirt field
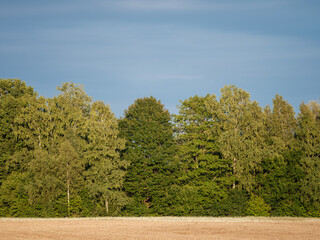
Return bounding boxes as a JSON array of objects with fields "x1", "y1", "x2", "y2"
[{"x1": 1, "y1": 217, "x2": 319, "y2": 240}]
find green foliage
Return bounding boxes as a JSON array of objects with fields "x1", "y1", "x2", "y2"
[
  {"x1": 0, "y1": 172, "x2": 33, "y2": 217},
  {"x1": 0, "y1": 79, "x2": 36, "y2": 185},
  {"x1": 258, "y1": 95, "x2": 305, "y2": 216},
  {"x1": 0, "y1": 80, "x2": 127, "y2": 217},
  {"x1": 258, "y1": 149, "x2": 305, "y2": 216},
  {"x1": 220, "y1": 189, "x2": 249, "y2": 216},
  {"x1": 119, "y1": 97, "x2": 178, "y2": 215},
  {"x1": 173, "y1": 95, "x2": 230, "y2": 215},
  {"x1": 246, "y1": 194, "x2": 271, "y2": 216},
  {"x1": 164, "y1": 184, "x2": 204, "y2": 216},
  {"x1": 57, "y1": 140, "x2": 83, "y2": 216},
  {"x1": 27, "y1": 150, "x2": 63, "y2": 205},
  {"x1": 85, "y1": 101, "x2": 128, "y2": 216},
  {"x1": 1, "y1": 79, "x2": 319, "y2": 218},
  {"x1": 274, "y1": 199, "x2": 307, "y2": 217},
  {"x1": 296, "y1": 101, "x2": 320, "y2": 216},
  {"x1": 267, "y1": 94, "x2": 297, "y2": 151},
  {"x1": 175, "y1": 95, "x2": 230, "y2": 186},
  {"x1": 207, "y1": 85, "x2": 268, "y2": 191}
]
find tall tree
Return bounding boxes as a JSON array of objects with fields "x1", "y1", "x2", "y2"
[
  {"x1": 296, "y1": 101, "x2": 320, "y2": 216},
  {"x1": 57, "y1": 140, "x2": 83, "y2": 217},
  {"x1": 0, "y1": 79, "x2": 35, "y2": 185},
  {"x1": 13, "y1": 96, "x2": 53, "y2": 151},
  {"x1": 173, "y1": 94, "x2": 230, "y2": 215},
  {"x1": 51, "y1": 82, "x2": 91, "y2": 152},
  {"x1": 213, "y1": 85, "x2": 267, "y2": 192},
  {"x1": 258, "y1": 96, "x2": 300, "y2": 215},
  {"x1": 85, "y1": 101, "x2": 128, "y2": 215},
  {"x1": 267, "y1": 94, "x2": 296, "y2": 152},
  {"x1": 26, "y1": 149, "x2": 64, "y2": 216},
  {"x1": 119, "y1": 97, "x2": 177, "y2": 215}
]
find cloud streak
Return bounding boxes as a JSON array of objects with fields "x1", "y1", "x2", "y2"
[
  {"x1": 115, "y1": 0, "x2": 204, "y2": 11},
  {"x1": 0, "y1": 0, "x2": 289, "y2": 18},
  {"x1": 111, "y1": 0, "x2": 287, "y2": 12},
  {"x1": 0, "y1": 0, "x2": 319, "y2": 117}
]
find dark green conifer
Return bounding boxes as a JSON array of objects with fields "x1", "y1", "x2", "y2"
[{"x1": 119, "y1": 97, "x2": 177, "y2": 215}]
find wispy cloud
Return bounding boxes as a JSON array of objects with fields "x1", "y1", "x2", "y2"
[
  {"x1": 0, "y1": 0, "x2": 288, "y2": 18},
  {"x1": 110, "y1": 0, "x2": 288, "y2": 12},
  {"x1": 0, "y1": 2, "x2": 86, "y2": 17},
  {"x1": 115, "y1": 0, "x2": 203, "y2": 11}
]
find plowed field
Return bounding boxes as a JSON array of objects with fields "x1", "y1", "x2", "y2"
[{"x1": 1, "y1": 217, "x2": 319, "y2": 240}]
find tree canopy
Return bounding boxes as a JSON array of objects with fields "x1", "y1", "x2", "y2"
[
  {"x1": 0, "y1": 79, "x2": 319, "y2": 217},
  {"x1": 119, "y1": 97, "x2": 177, "y2": 215}
]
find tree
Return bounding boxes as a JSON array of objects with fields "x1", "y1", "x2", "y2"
[
  {"x1": 246, "y1": 194, "x2": 271, "y2": 216},
  {"x1": 267, "y1": 94, "x2": 296, "y2": 152},
  {"x1": 0, "y1": 172, "x2": 33, "y2": 217},
  {"x1": 119, "y1": 97, "x2": 177, "y2": 215},
  {"x1": 0, "y1": 79, "x2": 35, "y2": 185},
  {"x1": 256, "y1": 95, "x2": 302, "y2": 215},
  {"x1": 211, "y1": 85, "x2": 267, "y2": 192},
  {"x1": 11, "y1": 82, "x2": 89, "y2": 216},
  {"x1": 51, "y1": 82, "x2": 92, "y2": 152},
  {"x1": 57, "y1": 140, "x2": 83, "y2": 217},
  {"x1": 6, "y1": 81, "x2": 128, "y2": 217},
  {"x1": 296, "y1": 101, "x2": 320, "y2": 216},
  {"x1": 13, "y1": 96, "x2": 54, "y2": 151},
  {"x1": 85, "y1": 101, "x2": 128, "y2": 215},
  {"x1": 173, "y1": 94, "x2": 230, "y2": 215},
  {"x1": 26, "y1": 149, "x2": 64, "y2": 216}
]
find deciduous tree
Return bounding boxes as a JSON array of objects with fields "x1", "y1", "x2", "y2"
[
  {"x1": 213, "y1": 85, "x2": 267, "y2": 192},
  {"x1": 85, "y1": 101, "x2": 128, "y2": 215},
  {"x1": 0, "y1": 79, "x2": 35, "y2": 185}
]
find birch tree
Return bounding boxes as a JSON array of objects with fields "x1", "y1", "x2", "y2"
[
  {"x1": 0, "y1": 79, "x2": 35, "y2": 184},
  {"x1": 85, "y1": 101, "x2": 128, "y2": 215},
  {"x1": 215, "y1": 85, "x2": 267, "y2": 192}
]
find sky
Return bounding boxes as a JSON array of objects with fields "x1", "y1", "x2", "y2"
[{"x1": 1, "y1": 0, "x2": 320, "y2": 117}]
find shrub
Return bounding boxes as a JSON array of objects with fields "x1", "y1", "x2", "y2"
[{"x1": 246, "y1": 194, "x2": 271, "y2": 216}]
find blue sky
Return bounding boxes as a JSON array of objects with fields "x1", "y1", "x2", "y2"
[{"x1": 1, "y1": 0, "x2": 319, "y2": 117}]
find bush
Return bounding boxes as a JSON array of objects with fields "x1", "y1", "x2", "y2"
[
  {"x1": 273, "y1": 199, "x2": 307, "y2": 217},
  {"x1": 220, "y1": 189, "x2": 249, "y2": 216},
  {"x1": 246, "y1": 194, "x2": 271, "y2": 216}
]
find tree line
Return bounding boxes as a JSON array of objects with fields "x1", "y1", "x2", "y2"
[{"x1": 0, "y1": 79, "x2": 319, "y2": 217}]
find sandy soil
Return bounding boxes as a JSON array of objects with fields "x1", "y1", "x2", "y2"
[{"x1": 0, "y1": 217, "x2": 319, "y2": 240}]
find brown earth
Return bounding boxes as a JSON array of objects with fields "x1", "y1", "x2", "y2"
[{"x1": 0, "y1": 217, "x2": 319, "y2": 240}]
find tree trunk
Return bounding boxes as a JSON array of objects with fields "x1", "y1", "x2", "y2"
[
  {"x1": 67, "y1": 165, "x2": 70, "y2": 217},
  {"x1": 233, "y1": 157, "x2": 236, "y2": 189},
  {"x1": 105, "y1": 198, "x2": 109, "y2": 214},
  {"x1": 38, "y1": 129, "x2": 41, "y2": 148}
]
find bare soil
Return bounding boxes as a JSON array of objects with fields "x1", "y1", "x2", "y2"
[{"x1": 0, "y1": 217, "x2": 319, "y2": 240}]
